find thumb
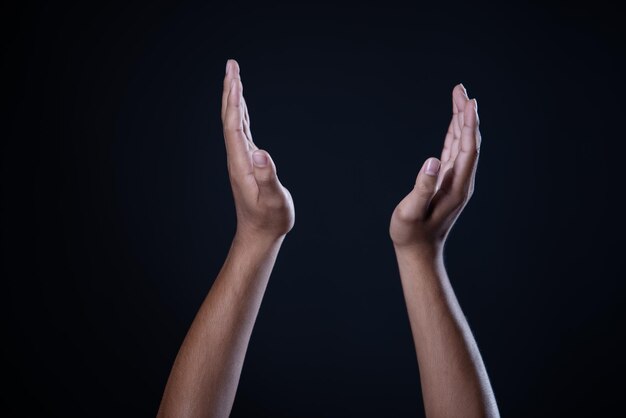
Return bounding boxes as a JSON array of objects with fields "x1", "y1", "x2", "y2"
[
  {"x1": 252, "y1": 150, "x2": 282, "y2": 196},
  {"x1": 403, "y1": 157, "x2": 441, "y2": 220}
]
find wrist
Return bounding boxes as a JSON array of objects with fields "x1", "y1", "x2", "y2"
[
  {"x1": 393, "y1": 240, "x2": 442, "y2": 258},
  {"x1": 233, "y1": 228, "x2": 286, "y2": 251},
  {"x1": 225, "y1": 230, "x2": 285, "y2": 275},
  {"x1": 393, "y1": 242, "x2": 444, "y2": 269}
]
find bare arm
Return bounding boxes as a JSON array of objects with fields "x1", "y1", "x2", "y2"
[
  {"x1": 158, "y1": 60, "x2": 294, "y2": 418},
  {"x1": 389, "y1": 85, "x2": 499, "y2": 418}
]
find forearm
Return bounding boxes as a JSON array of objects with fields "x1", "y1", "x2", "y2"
[
  {"x1": 158, "y1": 233, "x2": 284, "y2": 418},
  {"x1": 395, "y1": 246, "x2": 498, "y2": 418}
]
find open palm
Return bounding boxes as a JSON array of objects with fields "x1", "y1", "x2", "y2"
[
  {"x1": 222, "y1": 60, "x2": 294, "y2": 240},
  {"x1": 390, "y1": 84, "x2": 480, "y2": 251}
]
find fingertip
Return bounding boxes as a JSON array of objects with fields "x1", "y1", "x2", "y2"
[
  {"x1": 453, "y1": 84, "x2": 469, "y2": 112},
  {"x1": 472, "y1": 98, "x2": 479, "y2": 125},
  {"x1": 454, "y1": 83, "x2": 468, "y2": 97},
  {"x1": 463, "y1": 99, "x2": 478, "y2": 127},
  {"x1": 424, "y1": 157, "x2": 441, "y2": 176},
  {"x1": 226, "y1": 59, "x2": 240, "y2": 74},
  {"x1": 252, "y1": 150, "x2": 269, "y2": 167},
  {"x1": 408, "y1": 158, "x2": 440, "y2": 218},
  {"x1": 455, "y1": 83, "x2": 468, "y2": 97}
]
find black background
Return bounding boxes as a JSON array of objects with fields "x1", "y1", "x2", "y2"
[{"x1": 3, "y1": 1, "x2": 625, "y2": 417}]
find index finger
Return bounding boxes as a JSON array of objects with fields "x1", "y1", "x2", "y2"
[
  {"x1": 223, "y1": 76, "x2": 253, "y2": 176},
  {"x1": 432, "y1": 99, "x2": 480, "y2": 218},
  {"x1": 451, "y1": 99, "x2": 480, "y2": 196},
  {"x1": 221, "y1": 59, "x2": 240, "y2": 122}
]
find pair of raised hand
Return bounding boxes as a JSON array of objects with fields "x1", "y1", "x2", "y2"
[
  {"x1": 158, "y1": 60, "x2": 498, "y2": 418},
  {"x1": 223, "y1": 60, "x2": 479, "y2": 255}
]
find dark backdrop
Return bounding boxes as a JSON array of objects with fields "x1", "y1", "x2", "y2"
[{"x1": 3, "y1": 1, "x2": 625, "y2": 417}]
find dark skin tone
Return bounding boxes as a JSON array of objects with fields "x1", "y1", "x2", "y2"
[
  {"x1": 158, "y1": 61, "x2": 499, "y2": 418},
  {"x1": 157, "y1": 60, "x2": 294, "y2": 418},
  {"x1": 390, "y1": 85, "x2": 499, "y2": 417}
]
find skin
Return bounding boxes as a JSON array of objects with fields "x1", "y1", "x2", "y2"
[
  {"x1": 157, "y1": 59, "x2": 294, "y2": 418},
  {"x1": 390, "y1": 85, "x2": 499, "y2": 417},
  {"x1": 158, "y1": 61, "x2": 498, "y2": 417}
]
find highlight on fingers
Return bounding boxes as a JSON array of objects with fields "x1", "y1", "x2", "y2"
[
  {"x1": 222, "y1": 61, "x2": 252, "y2": 176},
  {"x1": 461, "y1": 99, "x2": 478, "y2": 138},
  {"x1": 225, "y1": 59, "x2": 240, "y2": 77},
  {"x1": 453, "y1": 83, "x2": 468, "y2": 135},
  {"x1": 448, "y1": 97, "x2": 480, "y2": 203},
  {"x1": 224, "y1": 78, "x2": 243, "y2": 133},
  {"x1": 430, "y1": 88, "x2": 482, "y2": 224},
  {"x1": 439, "y1": 83, "x2": 470, "y2": 189},
  {"x1": 470, "y1": 99, "x2": 481, "y2": 151},
  {"x1": 222, "y1": 59, "x2": 241, "y2": 121},
  {"x1": 229, "y1": 78, "x2": 242, "y2": 108},
  {"x1": 223, "y1": 60, "x2": 257, "y2": 152}
]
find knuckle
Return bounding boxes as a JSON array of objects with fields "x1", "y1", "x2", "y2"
[
  {"x1": 224, "y1": 120, "x2": 243, "y2": 133},
  {"x1": 414, "y1": 180, "x2": 434, "y2": 196},
  {"x1": 393, "y1": 205, "x2": 414, "y2": 223}
]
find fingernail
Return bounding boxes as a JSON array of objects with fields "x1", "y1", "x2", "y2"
[
  {"x1": 425, "y1": 158, "x2": 441, "y2": 176},
  {"x1": 459, "y1": 83, "x2": 468, "y2": 97},
  {"x1": 473, "y1": 98, "x2": 478, "y2": 110},
  {"x1": 225, "y1": 60, "x2": 230, "y2": 75},
  {"x1": 252, "y1": 151, "x2": 268, "y2": 167}
]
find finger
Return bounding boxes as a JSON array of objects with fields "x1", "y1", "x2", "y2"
[
  {"x1": 438, "y1": 84, "x2": 469, "y2": 189},
  {"x1": 251, "y1": 150, "x2": 283, "y2": 197},
  {"x1": 242, "y1": 97, "x2": 257, "y2": 151},
  {"x1": 467, "y1": 100, "x2": 481, "y2": 195},
  {"x1": 243, "y1": 96, "x2": 251, "y2": 128},
  {"x1": 435, "y1": 99, "x2": 480, "y2": 215},
  {"x1": 436, "y1": 158, "x2": 454, "y2": 192},
  {"x1": 221, "y1": 59, "x2": 240, "y2": 122},
  {"x1": 223, "y1": 77, "x2": 252, "y2": 175},
  {"x1": 449, "y1": 84, "x2": 469, "y2": 163},
  {"x1": 397, "y1": 158, "x2": 441, "y2": 222},
  {"x1": 440, "y1": 84, "x2": 465, "y2": 163}
]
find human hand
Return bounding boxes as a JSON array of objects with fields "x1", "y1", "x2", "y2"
[
  {"x1": 222, "y1": 60, "x2": 294, "y2": 242},
  {"x1": 389, "y1": 85, "x2": 480, "y2": 255}
]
